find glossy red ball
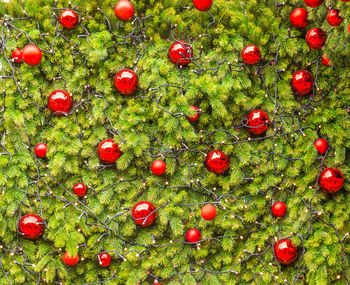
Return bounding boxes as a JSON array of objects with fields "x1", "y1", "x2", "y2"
[
  {"x1": 327, "y1": 9, "x2": 342, "y2": 27},
  {"x1": 151, "y1": 160, "x2": 166, "y2": 176},
  {"x1": 321, "y1": 54, "x2": 331, "y2": 67},
  {"x1": 319, "y1": 168, "x2": 344, "y2": 193},
  {"x1": 187, "y1": 106, "x2": 200, "y2": 122},
  {"x1": 274, "y1": 239, "x2": 298, "y2": 264},
  {"x1": 34, "y1": 143, "x2": 47, "y2": 158},
  {"x1": 73, "y1": 183, "x2": 87, "y2": 197},
  {"x1": 306, "y1": 28, "x2": 327, "y2": 50},
  {"x1": 241, "y1": 45, "x2": 261, "y2": 65},
  {"x1": 114, "y1": 69, "x2": 139, "y2": 95},
  {"x1": 98, "y1": 252, "x2": 112, "y2": 267},
  {"x1": 291, "y1": 70, "x2": 314, "y2": 96},
  {"x1": 19, "y1": 214, "x2": 45, "y2": 240},
  {"x1": 245, "y1": 110, "x2": 270, "y2": 135},
  {"x1": 114, "y1": 0, "x2": 134, "y2": 21},
  {"x1": 272, "y1": 202, "x2": 287, "y2": 217},
  {"x1": 59, "y1": 9, "x2": 79, "y2": 30},
  {"x1": 168, "y1": 41, "x2": 193, "y2": 67},
  {"x1": 62, "y1": 252, "x2": 79, "y2": 266},
  {"x1": 193, "y1": 0, "x2": 213, "y2": 11},
  {"x1": 22, "y1": 44, "x2": 42, "y2": 66},
  {"x1": 97, "y1": 139, "x2": 122, "y2": 164},
  {"x1": 341, "y1": 0, "x2": 350, "y2": 2},
  {"x1": 185, "y1": 228, "x2": 201, "y2": 243},
  {"x1": 201, "y1": 204, "x2": 217, "y2": 221},
  {"x1": 205, "y1": 150, "x2": 230, "y2": 174},
  {"x1": 290, "y1": 8, "x2": 308, "y2": 29},
  {"x1": 132, "y1": 201, "x2": 157, "y2": 227},
  {"x1": 48, "y1": 90, "x2": 73, "y2": 115},
  {"x1": 314, "y1": 138, "x2": 329, "y2": 154},
  {"x1": 11, "y1": 48, "x2": 22, "y2": 63},
  {"x1": 304, "y1": 0, "x2": 323, "y2": 7}
]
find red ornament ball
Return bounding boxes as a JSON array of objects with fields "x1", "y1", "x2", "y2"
[
  {"x1": 151, "y1": 160, "x2": 166, "y2": 176},
  {"x1": 59, "y1": 9, "x2": 79, "y2": 29},
  {"x1": 327, "y1": 9, "x2": 342, "y2": 27},
  {"x1": 205, "y1": 150, "x2": 230, "y2": 174},
  {"x1": 19, "y1": 214, "x2": 45, "y2": 240},
  {"x1": 274, "y1": 239, "x2": 298, "y2": 264},
  {"x1": 168, "y1": 41, "x2": 193, "y2": 67},
  {"x1": 306, "y1": 28, "x2": 327, "y2": 50},
  {"x1": 97, "y1": 139, "x2": 122, "y2": 164},
  {"x1": 321, "y1": 54, "x2": 331, "y2": 67},
  {"x1": 304, "y1": 0, "x2": 323, "y2": 7},
  {"x1": 187, "y1": 106, "x2": 200, "y2": 122},
  {"x1": 11, "y1": 48, "x2": 22, "y2": 63},
  {"x1": 131, "y1": 201, "x2": 157, "y2": 227},
  {"x1": 62, "y1": 252, "x2": 79, "y2": 266},
  {"x1": 48, "y1": 90, "x2": 73, "y2": 115},
  {"x1": 114, "y1": 0, "x2": 134, "y2": 21},
  {"x1": 98, "y1": 252, "x2": 112, "y2": 267},
  {"x1": 185, "y1": 228, "x2": 201, "y2": 243},
  {"x1": 272, "y1": 202, "x2": 287, "y2": 217},
  {"x1": 291, "y1": 70, "x2": 314, "y2": 96},
  {"x1": 22, "y1": 44, "x2": 42, "y2": 66},
  {"x1": 114, "y1": 69, "x2": 139, "y2": 95},
  {"x1": 73, "y1": 183, "x2": 87, "y2": 197},
  {"x1": 314, "y1": 138, "x2": 329, "y2": 154},
  {"x1": 241, "y1": 45, "x2": 261, "y2": 65},
  {"x1": 319, "y1": 168, "x2": 344, "y2": 193},
  {"x1": 201, "y1": 204, "x2": 217, "y2": 221},
  {"x1": 246, "y1": 110, "x2": 270, "y2": 135},
  {"x1": 341, "y1": 0, "x2": 350, "y2": 2},
  {"x1": 193, "y1": 0, "x2": 213, "y2": 11},
  {"x1": 290, "y1": 8, "x2": 308, "y2": 29},
  {"x1": 34, "y1": 143, "x2": 47, "y2": 158}
]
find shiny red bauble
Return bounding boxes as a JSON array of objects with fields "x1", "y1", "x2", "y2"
[
  {"x1": 19, "y1": 214, "x2": 45, "y2": 240},
  {"x1": 34, "y1": 143, "x2": 47, "y2": 158},
  {"x1": 271, "y1": 202, "x2": 287, "y2": 217},
  {"x1": 114, "y1": 0, "x2": 134, "y2": 21},
  {"x1": 185, "y1": 228, "x2": 201, "y2": 243},
  {"x1": 98, "y1": 252, "x2": 112, "y2": 267},
  {"x1": 151, "y1": 160, "x2": 166, "y2": 176},
  {"x1": 290, "y1": 8, "x2": 308, "y2": 29},
  {"x1": 341, "y1": 0, "x2": 350, "y2": 2},
  {"x1": 327, "y1": 9, "x2": 342, "y2": 27},
  {"x1": 291, "y1": 70, "x2": 314, "y2": 96},
  {"x1": 245, "y1": 110, "x2": 270, "y2": 135},
  {"x1": 97, "y1": 139, "x2": 122, "y2": 164},
  {"x1": 193, "y1": 0, "x2": 213, "y2": 11},
  {"x1": 241, "y1": 45, "x2": 261, "y2": 65},
  {"x1": 187, "y1": 106, "x2": 200, "y2": 122},
  {"x1": 114, "y1": 69, "x2": 139, "y2": 95},
  {"x1": 22, "y1": 44, "x2": 42, "y2": 66},
  {"x1": 168, "y1": 41, "x2": 193, "y2": 67},
  {"x1": 48, "y1": 90, "x2": 73, "y2": 115},
  {"x1": 321, "y1": 54, "x2": 331, "y2": 67},
  {"x1": 319, "y1": 168, "x2": 344, "y2": 193},
  {"x1": 131, "y1": 201, "x2": 157, "y2": 227},
  {"x1": 205, "y1": 150, "x2": 230, "y2": 174},
  {"x1": 314, "y1": 138, "x2": 329, "y2": 154},
  {"x1": 11, "y1": 48, "x2": 22, "y2": 63},
  {"x1": 201, "y1": 204, "x2": 217, "y2": 221},
  {"x1": 62, "y1": 252, "x2": 79, "y2": 266},
  {"x1": 304, "y1": 0, "x2": 323, "y2": 7},
  {"x1": 59, "y1": 9, "x2": 79, "y2": 30},
  {"x1": 306, "y1": 28, "x2": 327, "y2": 50},
  {"x1": 73, "y1": 183, "x2": 87, "y2": 197},
  {"x1": 274, "y1": 239, "x2": 298, "y2": 264}
]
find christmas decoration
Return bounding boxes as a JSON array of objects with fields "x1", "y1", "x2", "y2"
[
  {"x1": 168, "y1": 41, "x2": 193, "y2": 67},
  {"x1": 62, "y1": 252, "x2": 79, "y2": 266},
  {"x1": 59, "y1": 9, "x2": 79, "y2": 30},
  {"x1": 48, "y1": 90, "x2": 73, "y2": 115},
  {"x1": 97, "y1": 139, "x2": 122, "y2": 164},
  {"x1": 11, "y1": 48, "x2": 22, "y2": 63},
  {"x1": 186, "y1": 106, "x2": 200, "y2": 122},
  {"x1": 245, "y1": 110, "x2": 270, "y2": 135},
  {"x1": 289, "y1": 8, "x2": 308, "y2": 29},
  {"x1": 241, "y1": 45, "x2": 261, "y2": 65},
  {"x1": 73, "y1": 183, "x2": 87, "y2": 197},
  {"x1": 114, "y1": 0, "x2": 134, "y2": 21},
  {"x1": 114, "y1": 69, "x2": 139, "y2": 95},
  {"x1": 327, "y1": 9, "x2": 342, "y2": 27},
  {"x1": 305, "y1": 28, "x2": 327, "y2": 50},
  {"x1": 97, "y1": 252, "x2": 112, "y2": 267},
  {"x1": 291, "y1": 70, "x2": 314, "y2": 96},
  {"x1": 131, "y1": 201, "x2": 157, "y2": 227},
  {"x1": 193, "y1": 0, "x2": 213, "y2": 11},
  {"x1": 185, "y1": 228, "x2": 201, "y2": 243},
  {"x1": 271, "y1": 202, "x2": 287, "y2": 217},
  {"x1": 34, "y1": 143, "x2": 47, "y2": 158},
  {"x1": 304, "y1": 0, "x2": 323, "y2": 7},
  {"x1": 201, "y1": 204, "x2": 217, "y2": 220},
  {"x1": 205, "y1": 150, "x2": 230, "y2": 174},
  {"x1": 22, "y1": 44, "x2": 42, "y2": 66},
  {"x1": 151, "y1": 160, "x2": 166, "y2": 176},
  {"x1": 18, "y1": 214, "x2": 45, "y2": 240},
  {"x1": 321, "y1": 54, "x2": 331, "y2": 67},
  {"x1": 274, "y1": 239, "x2": 298, "y2": 264},
  {"x1": 319, "y1": 168, "x2": 344, "y2": 193},
  {"x1": 314, "y1": 138, "x2": 329, "y2": 154}
]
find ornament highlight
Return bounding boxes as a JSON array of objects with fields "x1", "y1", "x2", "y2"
[
  {"x1": 114, "y1": 0, "x2": 134, "y2": 21},
  {"x1": 151, "y1": 160, "x2": 166, "y2": 176},
  {"x1": 314, "y1": 138, "x2": 329, "y2": 154},
  {"x1": 290, "y1": 8, "x2": 308, "y2": 29},
  {"x1": 193, "y1": 0, "x2": 213, "y2": 11},
  {"x1": 306, "y1": 28, "x2": 327, "y2": 50},
  {"x1": 59, "y1": 9, "x2": 79, "y2": 29},
  {"x1": 97, "y1": 139, "x2": 122, "y2": 164},
  {"x1": 48, "y1": 90, "x2": 73, "y2": 115},
  {"x1": 34, "y1": 143, "x2": 47, "y2": 158},
  {"x1": 98, "y1": 252, "x2": 112, "y2": 267},
  {"x1": 19, "y1": 214, "x2": 45, "y2": 240},
  {"x1": 22, "y1": 44, "x2": 42, "y2": 66},
  {"x1": 327, "y1": 9, "x2": 342, "y2": 27},
  {"x1": 241, "y1": 45, "x2": 261, "y2": 65},
  {"x1": 274, "y1": 239, "x2": 298, "y2": 264},
  {"x1": 168, "y1": 41, "x2": 193, "y2": 67},
  {"x1": 132, "y1": 201, "x2": 157, "y2": 227},
  {"x1": 201, "y1": 204, "x2": 217, "y2": 220},
  {"x1": 304, "y1": 0, "x2": 323, "y2": 7},
  {"x1": 73, "y1": 183, "x2": 87, "y2": 197},
  {"x1": 186, "y1": 228, "x2": 201, "y2": 243},
  {"x1": 291, "y1": 70, "x2": 314, "y2": 96},
  {"x1": 319, "y1": 168, "x2": 344, "y2": 193},
  {"x1": 62, "y1": 252, "x2": 79, "y2": 266},
  {"x1": 11, "y1": 48, "x2": 22, "y2": 63},
  {"x1": 186, "y1": 106, "x2": 200, "y2": 122},
  {"x1": 272, "y1": 202, "x2": 287, "y2": 217},
  {"x1": 205, "y1": 150, "x2": 230, "y2": 174},
  {"x1": 114, "y1": 69, "x2": 139, "y2": 95},
  {"x1": 245, "y1": 110, "x2": 270, "y2": 135}
]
